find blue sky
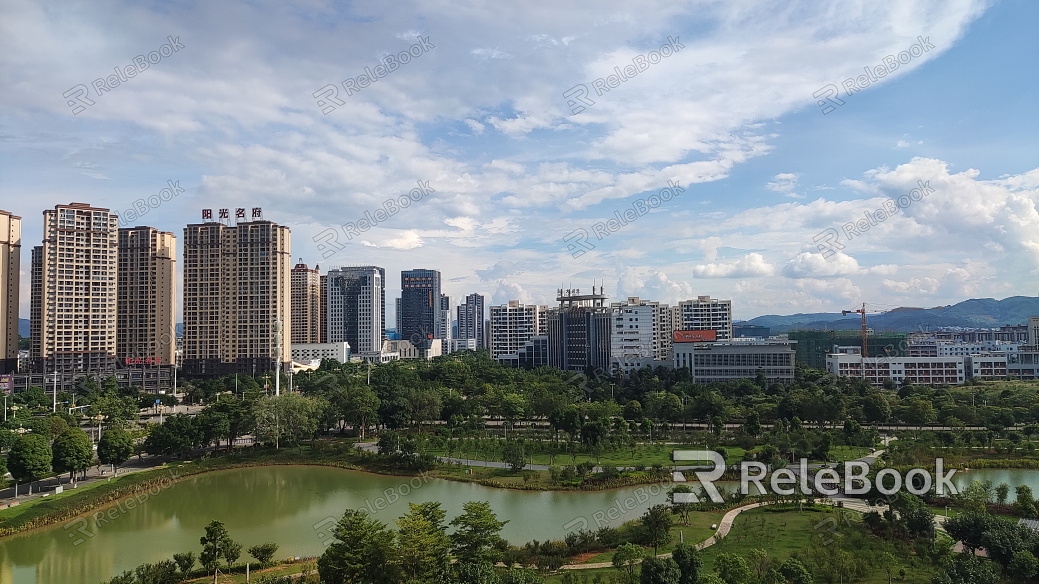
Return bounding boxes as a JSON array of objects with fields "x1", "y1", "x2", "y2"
[{"x1": 2, "y1": 0, "x2": 1037, "y2": 322}]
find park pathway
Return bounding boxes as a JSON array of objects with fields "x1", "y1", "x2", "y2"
[{"x1": 559, "y1": 501, "x2": 769, "y2": 570}]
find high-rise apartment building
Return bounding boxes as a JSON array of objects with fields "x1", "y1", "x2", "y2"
[
  {"x1": 490, "y1": 301, "x2": 547, "y2": 359},
  {"x1": 610, "y1": 297, "x2": 673, "y2": 372},
  {"x1": 439, "y1": 294, "x2": 452, "y2": 344},
  {"x1": 457, "y1": 293, "x2": 486, "y2": 349},
  {"x1": 31, "y1": 203, "x2": 118, "y2": 375},
  {"x1": 319, "y1": 273, "x2": 328, "y2": 343},
  {"x1": 675, "y1": 296, "x2": 733, "y2": 340},
  {"x1": 182, "y1": 217, "x2": 291, "y2": 376},
  {"x1": 0, "y1": 211, "x2": 20, "y2": 374},
  {"x1": 400, "y1": 269, "x2": 441, "y2": 353},
  {"x1": 547, "y1": 286, "x2": 611, "y2": 373},
  {"x1": 291, "y1": 261, "x2": 322, "y2": 344},
  {"x1": 117, "y1": 226, "x2": 176, "y2": 367},
  {"x1": 395, "y1": 297, "x2": 402, "y2": 338},
  {"x1": 326, "y1": 266, "x2": 386, "y2": 359}
]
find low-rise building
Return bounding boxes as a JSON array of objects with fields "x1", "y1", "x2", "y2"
[
  {"x1": 448, "y1": 338, "x2": 478, "y2": 353},
  {"x1": 673, "y1": 334, "x2": 795, "y2": 383},
  {"x1": 966, "y1": 353, "x2": 1008, "y2": 379},
  {"x1": 386, "y1": 338, "x2": 441, "y2": 360},
  {"x1": 291, "y1": 342, "x2": 351, "y2": 364},
  {"x1": 826, "y1": 353, "x2": 966, "y2": 385}
]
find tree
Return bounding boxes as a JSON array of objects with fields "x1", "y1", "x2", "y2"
[
  {"x1": 7, "y1": 433, "x2": 52, "y2": 494},
  {"x1": 714, "y1": 553, "x2": 752, "y2": 584},
  {"x1": 640, "y1": 557, "x2": 680, "y2": 584},
  {"x1": 98, "y1": 427, "x2": 135, "y2": 473},
  {"x1": 944, "y1": 511, "x2": 995, "y2": 554},
  {"x1": 247, "y1": 543, "x2": 278, "y2": 568},
  {"x1": 223, "y1": 539, "x2": 242, "y2": 569},
  {"x1": 133, "y1": 561, "x2": 179, "y2": 584},
  {"x1": 199, "y1": 521, "x2": 231, "y2": 574},
  {"x1": 742, "y1": 411, "x2": 761, "y2": 437},
  {"x1": 317, "y1": 509, "x2": 399, "y2": 584},
  {"x1": 396, "y1": 502, "x2": 451, "y2": 583},
  {"x1": 670, "y1": 542, "x2": 702, "y2": 584},
  {"x1": 641, "y1": 505, "x2": 673, "y2": 554},
  {"x1": 253, "y1": 394, "x2": 325, "y2": 450},
  {"x1": 667, "y1": 485, "x2": 695, "y2": 525},
  {"x1": 779, "y1": 558, "x2": 812, "y2": 584},
  {"x1": 996, "y1": 482, "x2": 1011, "y2": 506},
  {"x1": 1009, "y1": 550, "x2": 1039, "y2": 582},
  {"x1": 449, "y1": 501, "x2": 508, "y2": 565},
  {"x1": 501, "y1": 439, "x2": 526, "y2": 472},
  {"x1": 1017, "y1": 485, "x2": 1038, "y2": 518},
  {"x1": 878, "y1": 552, "x2": 898, "y2": 584},
  {"x1": 934, "y1": 552, "x2": 1000, "y2": 584},
  {"x1": 172, "y1": 551, "x2": 196, "y2": 575},
  {"x1": 51, "y1": 428, "x2": 93, "y2": 485},
  {"x1": 612, "y1": 542, "x2": 644, "y2": 584},
  {"x1": 345, "y1": 384, "x2": 380, "y2": 440},
  {"x1": 144, "y1": 414, "x2": 203, "y2": 457}
]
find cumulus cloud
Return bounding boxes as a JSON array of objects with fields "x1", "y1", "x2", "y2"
[
  {"x1": 693, "y1": 253, "x2": 775, "y2": 278},
  {"x1": 782, "y1": 252, "x2": 860, "y2": 278},
  {"x1": 767, "y1": 173, "x2": 802, "y2": 198}
]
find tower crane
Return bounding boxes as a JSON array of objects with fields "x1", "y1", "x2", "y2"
[{"x1": 841, "y1": 303, "x2": 884, "y2": 358}]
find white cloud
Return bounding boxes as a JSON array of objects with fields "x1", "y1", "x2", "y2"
[
  {"x1": 766, "y1": 172, "x2": 802, "y2": 198},
  {"x1": 782, "y1": 252, "x2": 860, "y2": 278},
  {"x1": 383, "y1": 231, "x2": 424, "y2": 250},
  {"x1": 693, "y1": 253, "x2": 775, "y2": 278}
]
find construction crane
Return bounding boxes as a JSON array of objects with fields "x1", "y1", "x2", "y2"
[{"x1": 841, "y1": 303, "x2": 884, "y2": 357}]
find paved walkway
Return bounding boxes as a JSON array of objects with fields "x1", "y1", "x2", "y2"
[{"x1": 560, "y1": 502, "x2": 769, "y2": 570}]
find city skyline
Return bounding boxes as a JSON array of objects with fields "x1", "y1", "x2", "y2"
[{"x1": 3, "y1": 2, "x2": 1038, "y2": 323}]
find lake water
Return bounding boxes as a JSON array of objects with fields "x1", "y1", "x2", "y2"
[
  {"x1": 953, "y1": 468, "x2": 1039, "y2": 501},
  {"x1": 0, "y1": 466, "x2": 676, "y2": 584}
]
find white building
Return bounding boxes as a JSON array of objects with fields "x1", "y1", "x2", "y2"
[
  {"x1": 490, "y1": 301, "x2": 547, "y2": 359},
  {"x1": 610, "y1": 297, "x2": 673, "y2": 372},
  {"x1": 449, "y1": 338, "x2": 478, "y2": 353},
  {"x1": 675, "y1": 296, "x2": 733, "y2": 341},
  {"x1": 673, "y1": 336, "x2": 795, "y2": 383},
  {"x1": 457, "y1": 293, "x2": 486, "y2": 349},
  {"x1": 938, "y1": 341, "x2": 1019, "y2": 357},
  {"x1": 826, "y1": 353, "x2": 966, "y2": 386},
  {"x1": 387, "y1": 338, "x2": 441, "y2": 360},
  {"x1": 966, "y1": 353, "x2": 1008, "y2": 379},
  {"x1": 291, "y1": 342, "x2": 351, "y2": 364}
]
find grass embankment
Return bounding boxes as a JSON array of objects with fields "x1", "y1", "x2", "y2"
[
  {"x1": 0, "y1": 439, "x2": 703, "y2": 539},
  {"x1": 0, "y1": 440, "x2": 427, "y2": 538},
  {"x1": 429, "y1": 440, "x2": 749, "y2": 468},
  {"x1": 544, "y1": 505, "x2": 938, "y2": 584},
  {"x1": 431, "y1": 439, "x2": 872, "y2": 469}
]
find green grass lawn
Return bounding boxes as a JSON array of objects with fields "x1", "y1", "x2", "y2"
[
  {"x1": 827, "y1": 445, "x2": 872, "y2": 462},
  {"x1": 544, "y1": 506, "x2": 939, "y2": 584},
  {"x1": 432, "y1": 440, "x2": 746, "y2": 468}
]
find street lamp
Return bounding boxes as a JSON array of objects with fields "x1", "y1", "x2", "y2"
[{"x1": 93, "y1": 415, "x2": 104, "y2": 443}]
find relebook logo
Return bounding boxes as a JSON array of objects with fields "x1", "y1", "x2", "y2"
[{"x1": 670, "y1": 450, "x2": 958, "y2": 503}]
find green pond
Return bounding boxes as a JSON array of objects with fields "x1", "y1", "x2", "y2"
[
  {"x1": 953, "y1": 468, "x2": 1039, "y2": 501},
  {"x1": 0, "y1": 466, "x2": 676, "y2": 584}
]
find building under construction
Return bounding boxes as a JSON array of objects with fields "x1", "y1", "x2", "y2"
[{"x1": 787, "y1": 330, "x2": 908, "y2": 370}]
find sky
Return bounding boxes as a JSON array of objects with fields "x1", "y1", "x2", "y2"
[{"x1": 2, "y1": 0, "x2": 1037, "y2": 323}]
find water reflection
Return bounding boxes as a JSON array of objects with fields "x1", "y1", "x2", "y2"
[{"x1": 0, "y1": 465, "x2": 674, "y2": 584}]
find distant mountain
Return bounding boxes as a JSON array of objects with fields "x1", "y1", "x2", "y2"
[
  {"x1": 19, "y1": 318, "x2": 28, "y2": 337},
  {"x1": 749, "y1": 296, "x2": 1039, "y2": 333}
]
